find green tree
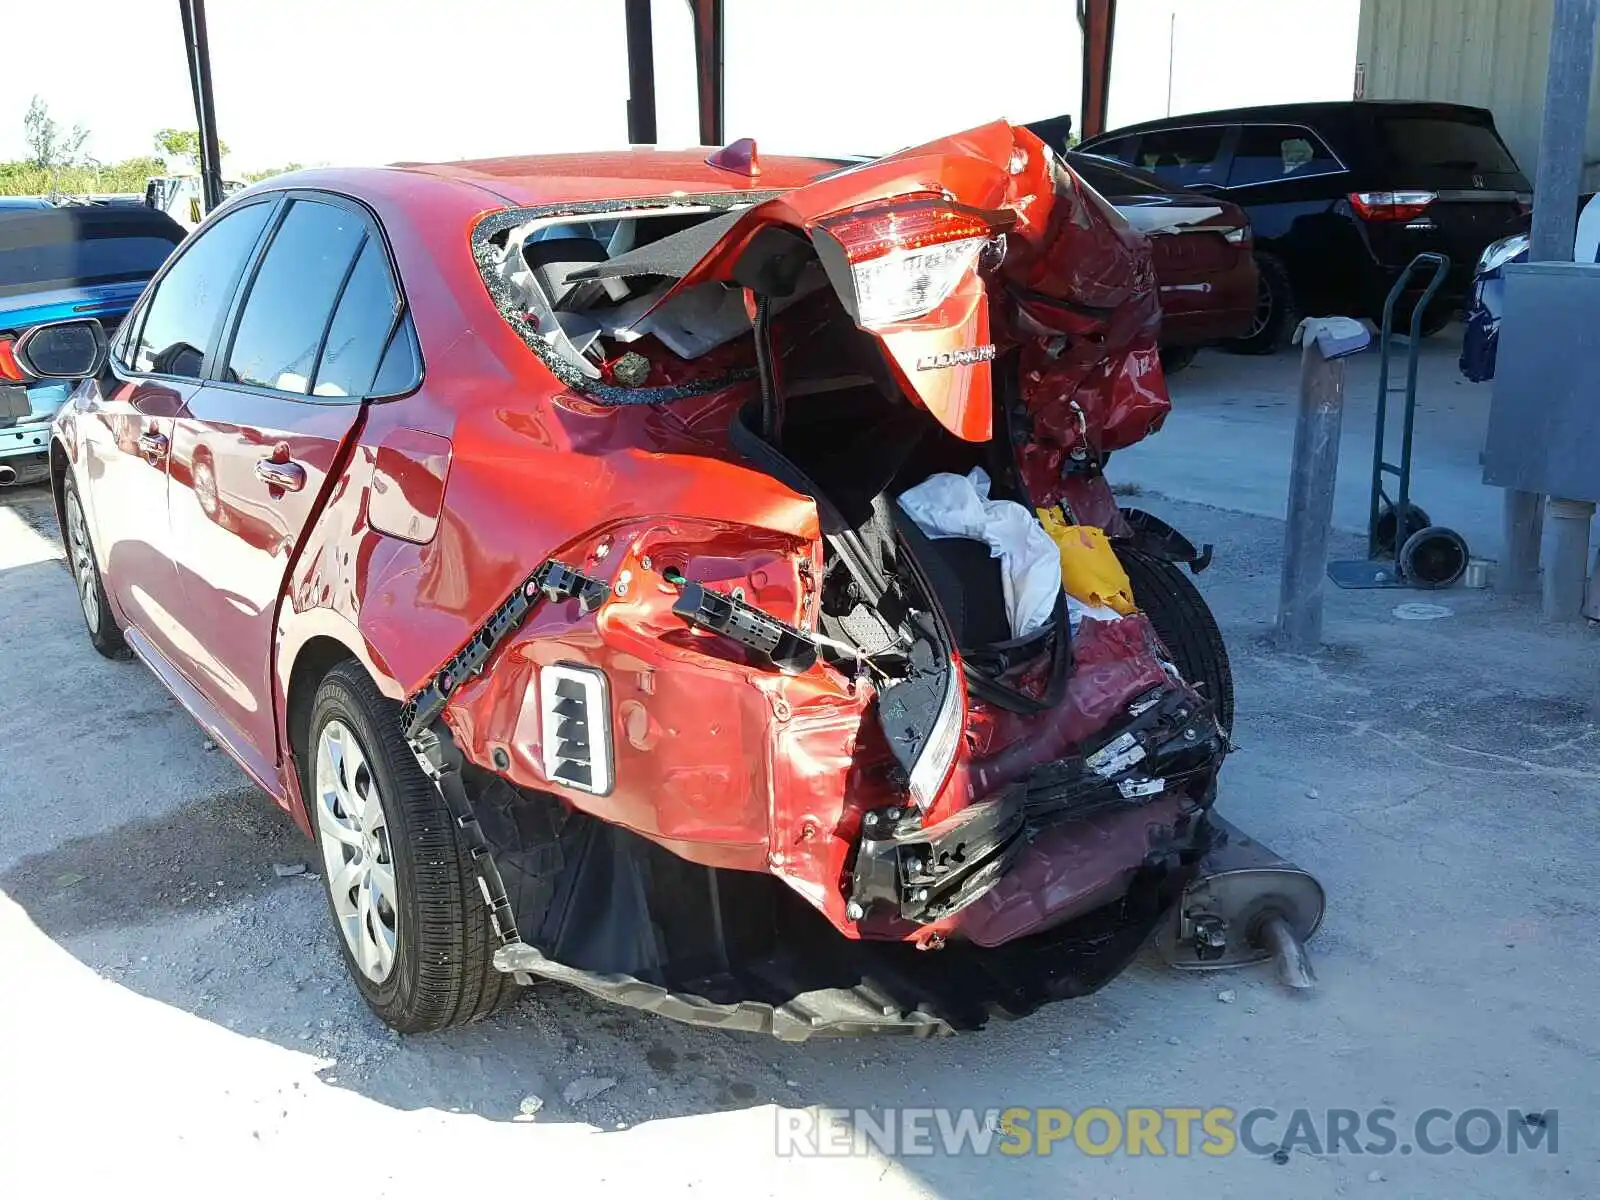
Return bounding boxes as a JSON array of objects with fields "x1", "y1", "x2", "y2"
[
  {"x1": 23, "y1": 96, "x2": 88, "y2": 168},
  {"x1": 153, "y1": 128, "x2": 230, "y2": 168},
  {"x1": 243, "y1": 162, "x2": 304, "y2": 183}
]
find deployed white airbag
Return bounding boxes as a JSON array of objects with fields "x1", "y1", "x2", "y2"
[{"x1": 898, "y1": 467, "x2": 1063, "y2": 639}]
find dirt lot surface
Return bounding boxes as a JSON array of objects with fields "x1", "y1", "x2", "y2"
[{"x1": 2, "y1": 474, "x2": 1597, "y2": 1198}]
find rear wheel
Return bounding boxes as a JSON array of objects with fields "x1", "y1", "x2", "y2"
[
  {"x1": 1116, "y1": 544, "x2": 1235, "y2": 735},
  {"x1": 1224, "y1": 252, "x2": 1297, "y2": 356},
  {"x1": 61, "y1": 475, "x2": 126, "y2": 659},
  {"x1": 305, "y1": 661, "x2": 513, "y2": 1032}
]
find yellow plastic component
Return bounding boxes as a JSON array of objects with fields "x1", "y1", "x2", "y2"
[{"x1": 1037, "y1": 508, "x2": 1138, "y2": 615}]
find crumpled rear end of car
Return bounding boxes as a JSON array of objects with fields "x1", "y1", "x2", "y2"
[{"x1": 400, "y1": 122, "x2": 1231, "y2": 1037}]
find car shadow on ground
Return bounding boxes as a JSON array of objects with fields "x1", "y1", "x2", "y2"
[
  {"x1": 1, "y1": 483, "x2": 1212, "y2": 1139},
  {"x1": 0, "y1": 748, "x2": 1237, "y2": 1136},
  {"x1": 6, "y1": 754, "x2": 1308, "y2": 1150}
]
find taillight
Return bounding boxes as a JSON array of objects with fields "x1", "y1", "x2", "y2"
[
  {"x1": 1517, "y1": 194, "x2": 1534, "y2": 218},
  {"x1": 0, "y1": 337, "x2": 23, "y2": 383},
  {"x1": 1349, "y1": 191, "x2": 1438, "y2": 222},
  {"x1": 907, "y1": 665, "x2": 964, "y2": 811},
  {"x1": 815, "y1": 199, "x2": 1007, "y2": 326}
]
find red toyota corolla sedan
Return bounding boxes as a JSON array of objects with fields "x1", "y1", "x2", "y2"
[{"x1": 36, "y1": 123, "x2": 1260, "y2": 1038}]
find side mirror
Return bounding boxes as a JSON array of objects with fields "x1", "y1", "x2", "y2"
[{"x1": 14, "y1": 318, "x2": 108, "y2": 380}]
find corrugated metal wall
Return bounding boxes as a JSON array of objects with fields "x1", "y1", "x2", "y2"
[{"x1": 1358, "y1": 0, "x2": 1600, "y2": 185}]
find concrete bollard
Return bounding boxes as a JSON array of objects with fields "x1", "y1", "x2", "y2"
[
  {"x1": 1543, "y1": 498, "x2": 1595, "y2": 620},
  {"x1": 1501, "y1": 490, "x2": 1546, "y2": 595},
  {"x1": 1277, "y1": 318, "x2": 1370, "y2": 651}
]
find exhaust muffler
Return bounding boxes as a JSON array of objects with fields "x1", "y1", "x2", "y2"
[
  {"x1": 1157, "y1": 816, "x2": 1326, "y2": 990},
  {"x1": 0, "y1": 465, "x2": 17, "y2": 487}
]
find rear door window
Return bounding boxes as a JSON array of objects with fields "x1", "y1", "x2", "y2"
[
  {"x1": 1135, "y1": 127, "x2": 1229, "y2": 187},
  {"x1": 223, "y1": 199, "x2": 366, "y2": 394},
  {"x1": 311, "y1": 237, "x2": 401, "y2": 399},
  {"x1": 1089, "y1": 136, "x2": 1139, "y2": 165},
  {"x1": 131, "y1": 201, "x2": 274, "y2": 379},
  {"x1": 1228, "y1": 126, "x2": 1343, "y2": 186}
]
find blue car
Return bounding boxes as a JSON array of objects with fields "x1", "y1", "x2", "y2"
[
  {"x1": 1, "y1": 205, "x2": 186, "y2": 485},
  {"x1": 1461, "y1": 194, "x2": 1600, "y2": 382}
]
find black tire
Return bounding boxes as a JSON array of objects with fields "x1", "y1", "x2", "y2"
[
  {"x1": 304, "y1": 661, "x2": 513, "y2": 1032},
  {"x1": 1398, "y1": 525, "x2": 1469, "y2": 589},
  {"x1": 1116, "y1": 544, "x2": 1235, "y2": 735},
  {"x1": 1159, "y1": 345, "x2": 1199, "y2": 375},
  {"x1": 1224, "y1": 252, "x2": 1298, "y2": 356},
  {"x1": 1375, "y1": 503, "x2": 1431, "y2": 557},
  {"x1": 61, "y1": 473, "x2": 127, "y2": 659}
]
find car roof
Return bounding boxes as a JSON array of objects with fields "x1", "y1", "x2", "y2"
[
  {"x1": 1083, "y1": 99, "x2": 1499, "y2": 141},
  {"x1": 384, "y1": 147, "x2": 852, "y2": 207},
  {"x1": 0, "y1": 204, "x2": 188, "y2": 242}
]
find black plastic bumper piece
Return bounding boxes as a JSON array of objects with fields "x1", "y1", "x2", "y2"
[
  {"x1": 848, "y1": 787, "x2": 1026, "y2": 923},
  {"x1": 402, "y1": 559, "x2": 609, "y2": 738},
  {"x1": 1120, "y1": 507, "x2": 1213, "y2": 574},
  {"x1": 672, "y1": 579, "x2": 818, "y2": 673},
  {"x1": 1025, "y1": 686, "x2": 1227, "y2": 826}
]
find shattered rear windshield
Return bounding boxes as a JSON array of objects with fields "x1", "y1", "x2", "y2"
[{"x1": 473, "y1": 198, "x2": 788, "y2": 405}]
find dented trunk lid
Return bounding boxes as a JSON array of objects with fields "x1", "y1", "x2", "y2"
[{"x1": 630, "y1": 122, "x2": 1166, "y2": 450}]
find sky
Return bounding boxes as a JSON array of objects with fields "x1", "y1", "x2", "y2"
[{"x1": 2, "y1": 0, "x2": 1361, "y2": 174}]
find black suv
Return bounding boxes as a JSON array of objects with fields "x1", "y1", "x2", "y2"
[{"x1": 1078, "y1": 101, "x2": 1532, "y2": 352}]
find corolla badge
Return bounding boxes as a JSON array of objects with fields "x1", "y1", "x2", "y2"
[{"x1": 916, "y1": 344, "x2": 997, "y2": 371}]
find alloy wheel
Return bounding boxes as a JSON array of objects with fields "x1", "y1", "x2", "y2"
[
  {"x1": 65, "y1": 491, "x2": 100, "y2": 631},
  {"x1": 1246, "y1": 274, "x2": 1274, "y2": 339},
  {"x1": 314, "y1": 719, "x2": 400, "y2": 983}
]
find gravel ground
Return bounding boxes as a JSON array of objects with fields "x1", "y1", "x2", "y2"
[{"x1": 2, "y1": 478, "x2": 1597, "y2": 1198}]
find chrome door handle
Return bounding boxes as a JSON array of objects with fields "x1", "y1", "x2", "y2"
[
  {"x1": 254, "y1": 457, "x2": 306, "y2": 492},
  {"x1": 138, "y1": 430, "x2": 169, "y2": 461}
]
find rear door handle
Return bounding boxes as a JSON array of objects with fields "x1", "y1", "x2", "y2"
[
  {"x1": 254, "y1": 457, "x2": 307, "y2": 492},
  {"x1": 138, "y1": 431, "x2": 169, "y2": 461}
]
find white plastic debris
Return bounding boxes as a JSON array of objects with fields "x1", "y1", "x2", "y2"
[
  {"x1": 1293, "y1": 315, "x2": 1371, "y2": 360},
  {"x1": 1393, "y1": 602, "x2": 1453, "y2": 621},
  {"x1": 897, "y1": 467, "x2": 1062, "y2": 638},
  {"x1": 1066, "y1": 594, "x2": 1124, "y2": 631}
]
